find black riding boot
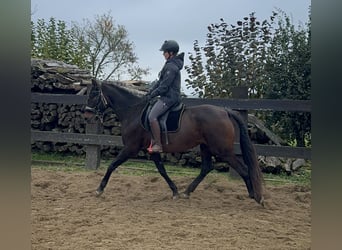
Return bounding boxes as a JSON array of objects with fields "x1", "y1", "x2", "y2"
[{"x1": 149, "y1": 120, "x2": 163, "y2": 153}]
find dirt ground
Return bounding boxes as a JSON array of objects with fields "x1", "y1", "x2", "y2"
[{"x1": 31, "y1": 167, "x2": 311, "y2": 250}]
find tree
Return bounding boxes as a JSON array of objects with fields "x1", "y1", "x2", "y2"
[
  {"x1": 263, "y1": 10, "x2": 311, "y2": 146},
  {"x1": 31, "y1": 17, "x2": 91, "y2": 70},
  {"x1": 185, "y1": 9, "x2": 311, "y2": 146},
  {"x1": 71, "y1": 12, "x2": 149, "y2": 80},
  {"x1": 185, "y1": 13, "x2": 276, "y2": 98},
  {"x1": 31, "y1": 13, "x2": 149, "y2": 80}
]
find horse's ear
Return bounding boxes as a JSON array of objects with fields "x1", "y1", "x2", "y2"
[
  {"x1": 91, "y1": 78, "x2": 102, "y2": 88},
  {"x1": 76, "y1": 87, "x2": 87, "y2": 95}
]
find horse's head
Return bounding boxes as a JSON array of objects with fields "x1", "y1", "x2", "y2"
[{"x1": 84, "y1": 79, "x2": 108, "y2": 121}]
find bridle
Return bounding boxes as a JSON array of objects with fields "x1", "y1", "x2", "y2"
[
  {"x1": 85, "y1": 83, "x2": 150, "y2": 122},
  {"x1": 85, "y1": 87, "x2": 109, "y2": 122}
]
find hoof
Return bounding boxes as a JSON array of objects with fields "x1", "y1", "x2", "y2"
[
  {"x1": 172, "y1": 194, "x2": 179, "y2": 200},
  {"x1": 95, "y1": 189, "x2": 103, "y2": 197},
  {"x1": 255, "y1": 196, "x2": 265, "y2": 207},
  {"x1": 181, "y1": 193, "x2": 190, "y2": 199},
  {"x1": 259, "y1": 196, "x2": 265, "y2": 207}
]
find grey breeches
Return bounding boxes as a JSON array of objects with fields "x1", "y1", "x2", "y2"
[{"x1": 148, "y1": 99, "x2": 169, "y2": 122}]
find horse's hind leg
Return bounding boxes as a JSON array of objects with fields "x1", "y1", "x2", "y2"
[
  {"x1": 150, "y1": 153, "x2": 179, "y2": 199},
  {"x1": 183, "y1": 144, "x2": 213, "y2": 198}
]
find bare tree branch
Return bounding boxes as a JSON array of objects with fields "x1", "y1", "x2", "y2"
[{"x1": 72, "y1": 12, "x2": 149, "y2": 80}]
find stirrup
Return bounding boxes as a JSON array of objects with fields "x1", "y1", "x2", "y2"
[{"x1": 147, "y1": 142, "x2": 163, "y2": 153}]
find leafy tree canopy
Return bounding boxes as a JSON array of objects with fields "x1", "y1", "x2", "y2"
[
  {"x1": 185, "y1": 8, "x2": 311, "y2": 146},
  {"x1": 31, "y1": 12, "x2": 149, "y2": 81}
]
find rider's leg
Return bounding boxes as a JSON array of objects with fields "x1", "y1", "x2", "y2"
[{"x1": 148, "y1": 99, "x2": 168, "y2": 153}]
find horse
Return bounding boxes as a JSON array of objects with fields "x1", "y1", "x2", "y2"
[{"x1": 84, "y1": 79, "x2": 265, "y2": 206}]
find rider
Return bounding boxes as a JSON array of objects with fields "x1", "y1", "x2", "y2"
[{"x1": 146, "y1": 40, "x2": 184, "y2": 153}]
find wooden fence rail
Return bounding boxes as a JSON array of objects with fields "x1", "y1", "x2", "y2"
[
  {"x1": 31, "y1": 130, "x2": 311, "y2": 159},
  {"x1": 31, "y1": 91, "x2": 311, "y2": 169},
  {"x1": 31, "y1": 93, "x2": 311, "y2": 111}
]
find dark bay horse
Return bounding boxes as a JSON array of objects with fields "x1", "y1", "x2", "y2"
[{"x1": 84, "y1": 79, "x2": 264, "y2": 206}]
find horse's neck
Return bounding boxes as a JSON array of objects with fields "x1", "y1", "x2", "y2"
[{"x1": 103, "y1": 83, "x2": 143, "y2": 121}]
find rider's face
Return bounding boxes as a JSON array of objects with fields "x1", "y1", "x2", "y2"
[{"x1": 163, "y1": 51, "x2": 170, "y2": 60}]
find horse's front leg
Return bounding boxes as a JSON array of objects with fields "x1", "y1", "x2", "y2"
[
  {"x1": 96, "y1": 148, "x2": 130, "y2": 196},
  {"x1": 150, "y1": 153, "x2": 179, "y2": 199}
]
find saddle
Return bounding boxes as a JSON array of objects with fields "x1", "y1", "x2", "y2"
[{"x1": 141, "y1": 102, "x2": 185, "y2": 145}]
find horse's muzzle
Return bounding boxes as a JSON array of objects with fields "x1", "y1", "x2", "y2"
[
  {"x1": 84, "y1": 106, "x2": 96, "y2": 120},
  {"x1": 84, "y1": 111, "x2": 95, "y2": 120}
]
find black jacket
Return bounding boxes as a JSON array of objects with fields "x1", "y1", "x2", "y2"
[{"x1": 148, "y1": 52, "x2": 184, "y2": 107}]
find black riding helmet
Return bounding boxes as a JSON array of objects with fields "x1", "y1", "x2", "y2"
[{"x1": 160, "y1": 40, "x2": 179, "y2": 54}]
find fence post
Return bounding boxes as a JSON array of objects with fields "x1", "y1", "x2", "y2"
[
  {"x1": 230, "y1": 86, "x2": 248, "y2": 179},
  {"x1": 85, "y1": 118, "x2": 101, "y2": 169},
  {"x1": 232, "y1": 86, "x2": 248, "y2": 121}
]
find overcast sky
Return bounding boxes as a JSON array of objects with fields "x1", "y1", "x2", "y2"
[{"x1": 31, "y1": 0, "x2": 311, "y2": 94}]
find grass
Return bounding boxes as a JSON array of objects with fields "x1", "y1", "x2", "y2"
[
  {"x1": 31, "y1": 151, "x2": 311, "y2": 186},
  {"x1": 32, "y1": 151, "x2": 85, "y2": 164},
  {"x1": 31, "y1": 151, "x2": 201, "y2": 176},
  {"x1": 263, "y1": 169, "x2": 311, "y2": 186}
]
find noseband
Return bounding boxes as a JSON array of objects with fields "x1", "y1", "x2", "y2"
[{"x1": 85, "y1": 88, "x2": 108, "y2": 122}]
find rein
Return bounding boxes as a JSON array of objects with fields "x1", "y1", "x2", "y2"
[{"x1": 86, "y1": 86, "x2": 147, "y2": 122}]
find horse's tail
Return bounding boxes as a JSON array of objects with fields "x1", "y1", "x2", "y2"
[{"x1": 226, "y1": 109, "x2": 264, "y2": 205}]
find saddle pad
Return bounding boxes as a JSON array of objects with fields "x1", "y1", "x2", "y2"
[{"x1": 140, "y1": 103, "x2": 185, "y2": 133}]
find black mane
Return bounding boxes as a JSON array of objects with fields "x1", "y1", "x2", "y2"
[
  {"x1": 102, "y1": 80, "x2": 145, "y2": 101},
  {"x1": 100, "y1": 80, "x2": 146, "y2": 121}
]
